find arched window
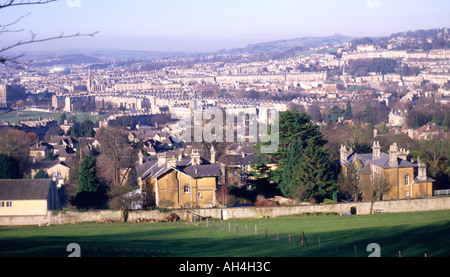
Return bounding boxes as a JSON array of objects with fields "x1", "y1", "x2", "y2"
[{"x1": 405, "y1": 174, "x2": 410, "y2": 186}]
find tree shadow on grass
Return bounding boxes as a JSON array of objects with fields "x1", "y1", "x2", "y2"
[{"x1": 1, "y1": 220, "x2": 450, "y2": 257}]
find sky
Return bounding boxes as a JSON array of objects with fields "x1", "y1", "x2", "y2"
[{"x1": 2, "y1": 0, "x2": 450, "y2": 53}]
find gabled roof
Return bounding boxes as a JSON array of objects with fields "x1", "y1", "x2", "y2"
[
  {"x1": 218, "y1": 154, "x2": 256, "y2": 165},
  {"x1": 182, "y1": 164, "x2": 221, "y2": 178},
  {"x1": 0, "y1": 179, "x2": 53, "y2": 200},
  {"x1": 136, "y1": 155, "x2": 221, "y2": 181},
  {"x1": 341, "y1": 152, "x2": 416, "y2": 173}
]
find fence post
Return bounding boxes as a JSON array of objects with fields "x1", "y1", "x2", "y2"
[{"x1": 255, "y1": 225, "x2": 257, "y2": 236}]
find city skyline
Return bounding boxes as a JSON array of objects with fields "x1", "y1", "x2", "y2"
[{"x1": 2, "y1": 0, "x2": 450, "y2": 53}]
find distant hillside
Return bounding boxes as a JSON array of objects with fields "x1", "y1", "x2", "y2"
[
  {"x1": 225, "y1": 34, "x2": 352, "y2": 55},
  {"x1": 30, "y1": 53, "x2": 102, "y2": 66}
]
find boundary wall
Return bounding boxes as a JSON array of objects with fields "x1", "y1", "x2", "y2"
[{"x1": 1, "y1": 197, "x2": 449, "y2": 226}]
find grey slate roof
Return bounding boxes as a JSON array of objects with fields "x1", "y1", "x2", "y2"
[
  {"x1": 0, "y1": 179, "x2": 52, "y2": 200},
  {"x1": 341, "y1": 152, "x2": 416, "y2": 174},
  {"x1": 136, "y1": 155, "x2": 221, "y2": 181}
]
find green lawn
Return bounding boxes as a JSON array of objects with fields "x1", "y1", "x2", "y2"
[
  {"x1": 0, "y1": 110, "x2": 104, "y2": 124},
  {"x1": 0, "y1": 210, "x2": 449, "y2": 257}
]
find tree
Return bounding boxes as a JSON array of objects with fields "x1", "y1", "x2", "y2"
[
  {"x1": 360, "y1": 175, "x2": 391, "y2": 214},
  {"x1": 327, "y1": 106, "x2": 345, "y2": 124},
  {"x1": 69, "y1": 120, "x2": 95, "y2": 138},
  {"x1": 33, "y1": 168, "x2": 49, "y2": 179},
  {"x1": 0, "y1": 0, "x2": 97, "y2": 66},
  {"x1": 275, "y1": 110, "x2": 326, "y2": 178},
  {"x1": 0, "y1": 128, "x2": 37, "y2": 174},
  {"x1": 59, "y1": 113, "x2": 67, "y2": 125},
  {"x1": 108, "y1": 185, "x2": 140, "y2": 222},
  {"x1": 443, "y1": 110, "x2": 450, "y2": 131},
  {"x1": 344, "y1": 101, "x2": 353, "y2": 120},
  {"x1": 293, "y1": 139, "x2": 336, "y2": 203},
  {"x1": 0, "y1": 153, "x2": 22, "y2": 179},
  {"x1": 278, "y1": 139, "x2": 304, "y2": 198},
  {"x1": 96, "y1": 127, "x2": 133, "y2": 187},
  {"x1": 337, "y1": 162, "x2": 361, "y2": 201},
  {"x1": 379, "y1": 122, "x2": 388, "y2": 134},
  {"x1": 74, "y1": 154, "x2": 100, "y2": 209}
]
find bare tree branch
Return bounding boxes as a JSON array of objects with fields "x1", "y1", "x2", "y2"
[
  {"x1": 0, "y1": 0, "x2": 57, "y2": 9},
  {"x1": 0, "y1": 0, "x2": 98, "y2": 66},
  {"x1": 0, "y1": 31, "x2": 98, "y2": 64}
]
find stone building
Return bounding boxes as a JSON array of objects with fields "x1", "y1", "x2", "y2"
[
  {"x1": 0, "y1": 179, "x2": 60, "y2": 216},
  {"x1": 136, "y1": 149, "x2": 221, "y2": 209},
  {"x1": 339, "y1": 141, "x2": 435, "y2": 199},
  {"x1": 0, "y1": 84, "x2": 26, "y2": 108}
]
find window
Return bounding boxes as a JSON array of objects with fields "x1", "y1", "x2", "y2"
[
  {"x1": 184, "y1": 185, "x2": 190, "y2": 194},
  {"x1": 405, "y1": 191, "x2": 410, "y2": 197},
  {"x1": 198, "y1": 192, "x2": 202, "y2": 198},
  {"x1": 0, "y1": 201, "x2": 12, "y2": 208},
  {"x1": 405, "y1": 174, "x2": 410, "y2": 186}
]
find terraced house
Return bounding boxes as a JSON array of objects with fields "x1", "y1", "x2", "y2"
[
  {"x1": 136, "y1": 148, "x2": 221, "y2": 209},
  {"x1": 339, "y1": 141, "x2": 435, "y2": 199}
]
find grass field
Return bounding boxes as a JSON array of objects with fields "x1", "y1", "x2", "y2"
[
  {"x1": 0, "y1": 110, "x2": 103, "y2": 124},
  {"x1": 0, "y1": 210, "x2": 449, "y2": 257}
]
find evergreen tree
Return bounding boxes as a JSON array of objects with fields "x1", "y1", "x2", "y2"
[
  {"x1": 274, "y1": 110, "x2": 327, "y2": 183},
  {"x1": 293, "y1": 140, "x2": 336, "y2": 203},
  {"x1": 75, "y1": 154, "x2": 100, "y2": 208},
  {"x1": 77, "y1": 154, "x2": 99, "y2": 193},
  {"x1": 443, "y1": 110, "x2": 450, "y2": 131},
  {"x1": 33, "y1": 168, "x2": 49, "y2": 179},
  {"x1": 344, "y1": 101, "x2": 353, "y2": 120},
  {"x1": 278, "y1": 139, "x2": 304, "y2": 197},
  {"x1": 327, "y1": 106, "x2": 345, "y2": 124},
  {"x1": 432, "y1": 108, "x2": 443, "y2": 126},
  {"x1": 379, "y1": 122, "x2": 388, "y2": 134},
  {"x1": 0, "y1": 153, "x2": 22, "y2": 179}
]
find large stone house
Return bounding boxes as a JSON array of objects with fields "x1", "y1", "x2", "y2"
[
  {"x1": 338, "y1": 141, "x2": 435, "y2": 199},
  {"x1": 136, "y1": 148, "x2": 221, "y2": 209}
]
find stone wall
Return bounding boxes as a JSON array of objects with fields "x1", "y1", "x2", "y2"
[
  {"x1": 1, "y1": 197, "x2": 449, "y2": 226},
  {"x1": 188, "y1": 197, "x2": 450, "y2": 219}
]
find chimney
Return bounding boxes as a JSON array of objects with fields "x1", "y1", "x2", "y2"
[
  {"x1": 388, "y1": 143, "x2": 398, "y2": 168},
  {"x1": 372, "y1": 141, "x2": 381, "y2": 160},
  {"x1": 167, "y1": 156, "x2": 177, "y2": 168},
  {"x1": 157, "y1": 152, "x2": 166, "y2": 168},
  {"x1": 210, "y1": 145, "x2": 216, "y2": 164},
  {"x1": 138, "y1": 150, "x2": 144, "y2": 165},
  {"x1": 191, "y1": 149, "x2": 200, "y2": 165},
  {"x1": 340, "y1": 144, "x2": 348, "y2": 164},
  {"x1": 339, "y1": 144, "x2": 353, "y2": 163},
  {"x1": 398, "y1": 148, "x2": 410, "y2": 160},
  {"x1": 416, "y1": 156, "x2": 427, "y2": 181}
]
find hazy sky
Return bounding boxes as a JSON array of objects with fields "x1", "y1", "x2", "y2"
[{"x1": 2, "y1": 0, "x2": 450, "y2": 52}]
